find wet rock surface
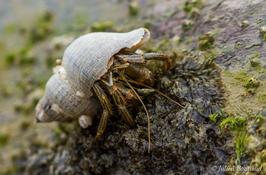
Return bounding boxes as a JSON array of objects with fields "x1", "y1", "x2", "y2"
[
  {"x1": 152, "y1": 0, "x2": 266, "y2": 70},
  {"x1": 17, "y1": 56, "x2": 229, "y2": 175}
]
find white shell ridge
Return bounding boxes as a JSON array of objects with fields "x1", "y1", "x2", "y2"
[
  {"x1": 36, "y1": 73, "x2": 99, "y2": 122},
  {"x1": 45, "y1": 74, "x2": 91, "y2": 117}
]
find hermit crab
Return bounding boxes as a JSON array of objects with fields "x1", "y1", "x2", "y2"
[{"x1": 36, "y1": 28, "x2": 170, "y2": 140}]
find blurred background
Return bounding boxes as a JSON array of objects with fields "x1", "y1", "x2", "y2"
[{"x1": 0, "y1": 0, "x2": 180, "y2": 173}]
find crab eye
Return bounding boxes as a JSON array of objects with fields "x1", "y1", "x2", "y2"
[{"x1": 44, "y1": 104, "x2": 51, "y2": 111}]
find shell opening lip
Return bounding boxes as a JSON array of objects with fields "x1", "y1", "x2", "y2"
[
  {"x1": 135, "y1": 28, "x2": 150, "y2": 48},
  {"x1": 142, "y1": 28, "x2": 151, "y2": 43},
  {"x1": 123, "y1": 28, "x2": 151, "y2": 52}
]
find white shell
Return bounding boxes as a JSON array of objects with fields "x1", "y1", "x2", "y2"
[
  {"x1": 62, "y1": 28, "x2": 150, "y2": 96},
  {"x1": 36, "y1": 28, "x2": 150, "y2": 124}
]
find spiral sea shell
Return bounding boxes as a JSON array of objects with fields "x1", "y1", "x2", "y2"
[{"x1": 36, "y1": 28, "x2": 150, "y2": 125}]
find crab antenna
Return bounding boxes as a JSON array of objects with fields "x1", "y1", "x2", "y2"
[
  {"x1": 121, "y1": 74, "x2": 151, "y2": 153},
  {"x1": 121, "y1": 79, "x2": 184, "y2": 108}
]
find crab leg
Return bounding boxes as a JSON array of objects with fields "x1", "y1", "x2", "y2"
[
  {"x1": 113, "y1": 63, "x2": 130, "y2": 70},
  {"x1": 116, "y1": 54, "x2": 146, "y2": 63},
  {"x1": 115, "y1": 52, "x2": 171, "y2": 69},
  {"x1": 95, "y1": 110, "x2": 109, "y2": 140},
  {"x1": 108, "y1": 85, "x2": 135, "y2": 127},
  {"x1": 92, "y1": 82, "x2": 112, "y2": 140}
]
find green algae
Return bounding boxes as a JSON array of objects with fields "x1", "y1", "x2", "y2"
[
  {"x1": 3, "y1": 24, "x2": 17, "y2": 34},
  {"x1": 3, "y1": 11, "x2": 54, "y2": 68},
  {"x1": 4, "y1": 53, "x2": 16, "y2": 66},
  {"x1": 0, "y1": 84, "x2": 12, "y2": 97},
  {"x1": 224, "y1": 70, "x2": 248, "y2": 82},
  {"x1": 208, "y1": 110, "x2": 227, "y2": 123},
  {"x1": 182, "y1": 19, "x2": 194, "y2": 31},
  {"x1": 235, "y1": 130, "x2": 249, "y2": 164},
  {"x1": 128, "y1": 1, "x2": 139, "y2": 17},
  {"x1": 223, "y1": 70, "x2": 261, "y2": 94},
  {"x1": 219, "y1": 116, "x2": 246, "y2": 130},
  {"x1": 222, "y1": 69, "x2": 265, "y2": 168},
  {"x1": 45, "y1": 56, "x2": 55, "y2": 68},
  {"x1": 198, "y1": 32, "x2": 215, "y2": 51},
  {"x1": 248, "y1": 52, "x2": 261, "y2": 68},
  {"x1": 29, "y1": 11, "x2": 54, "y2": 44},
  {"x1": 14, "y1": 103, "x2": 33, "y2": 115},
  {"x1": 243, "y1": 77, "x2": 260, "y2": 94},
  {"x1": 250, "y1": 57, "x2": 261, "y2": 68},
  {"x1": 90, "y1": 21, "x2": 114, "y2": 32},
  {"x1": 215, "y1": 113, "x2": 252, "y2": 165},
  {"x1": 209, "y1": 113, "x2": 219, "y2": 123},
  {"x1": 0, "y1": 133, "x2": 9, "y2": 148},
  {"x1": 71, "y1": 11, "x2": 89, "y2": 32},
  {"x1": 17, "y1": 47, "x2": 36, "y2": 66},
  {"x1": 183, "y1": 0, "x2": 203, "y2": 17},
  {"x1": 208, "y1": 109, "x2": 261, "y2": 166}
]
